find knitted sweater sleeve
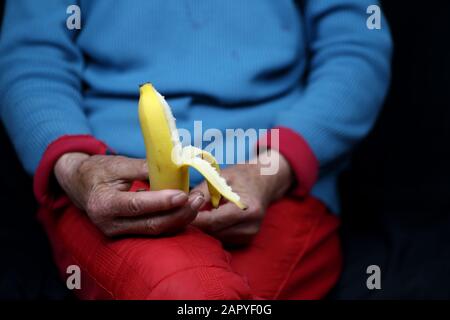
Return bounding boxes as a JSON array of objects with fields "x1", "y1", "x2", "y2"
[
  {"x1": 0, "y1": 0, "x2": 92, "y2": 174},
  {"x1": 272, "y1": 0, "x2": 392, "y2": 179}
]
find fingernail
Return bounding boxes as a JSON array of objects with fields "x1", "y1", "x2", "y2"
[
  {"x1": 190, "y1": 190, "x2": 204, "y2": 198},
  {"x1": 171, "y1": 192, "x2": 188, "y2": 206},
  {"x1": 190, "y1": 195, "x2": 205, "y2": 211}
]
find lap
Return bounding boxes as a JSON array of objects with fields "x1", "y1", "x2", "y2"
[{"x1": 38, "y1": 195, "x2": 340, "y2": 299}]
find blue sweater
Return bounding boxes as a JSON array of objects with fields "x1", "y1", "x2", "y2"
[{"x1": 0, "y1": 0, "x2": 392, "y2": 213}]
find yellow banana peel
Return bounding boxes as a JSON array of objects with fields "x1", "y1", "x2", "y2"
[{"x1": 138, "y1": 83, "x2": 246, "y2": 209}]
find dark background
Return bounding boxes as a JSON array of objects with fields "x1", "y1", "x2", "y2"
[{"x1": 1, "y1": 1, "x2": 449, "y2": 299}]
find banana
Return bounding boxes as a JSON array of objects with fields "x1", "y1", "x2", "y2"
[{"x1": 138, "y1": 83, "x2": 246, "y2": 210}]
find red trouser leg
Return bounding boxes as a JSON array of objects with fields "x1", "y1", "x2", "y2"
[
  {"x1": 37, "y1": 195, "x2": 341, "y2": 300},
  {"x1": 230, "y1": 197, "x2": 342, "y2": 299}
]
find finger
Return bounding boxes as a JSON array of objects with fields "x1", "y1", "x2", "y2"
[
  {"x1": 111, "y1": 192, "x2": 206, "y2": 236},
  {"x1": 192, "y1": 202, "x2": 246, "y2": 233},
  {"x1": 108, "y1": 189, "x2": 189, "y2": 217},
  {"x1": 110, "y1": 156, "x2": 148, "y2": 181},
  {"x1": 190, "y1": 181, "x2": 210, "y2": 205}
]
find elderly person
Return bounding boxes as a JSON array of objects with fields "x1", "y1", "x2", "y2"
[{"x1": 0, "y1": 0, "x2": 391, "y2": 299}]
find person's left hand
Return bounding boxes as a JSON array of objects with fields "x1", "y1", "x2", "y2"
[{"x1": 191, "y1": 150, "x2": 293, "y2": 246}]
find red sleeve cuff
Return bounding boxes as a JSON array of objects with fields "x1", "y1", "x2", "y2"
[
  {"x1": 257, "y1": 126, "x2": 318, "y2": 197},
  {"x1": 33, "y1": 135, "x2": 112, "y2": 209}
]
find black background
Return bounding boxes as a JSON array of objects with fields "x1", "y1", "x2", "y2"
[
  {"x1": 330, "y1": 1, "x2": 450, "y2": 299},
  {"x1": 1, "y1": 1, "x2": 449, "y2": 299}
]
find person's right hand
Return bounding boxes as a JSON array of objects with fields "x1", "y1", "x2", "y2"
[{"x1": 54, "y1": 152, "x2": 205, "y2": 237}]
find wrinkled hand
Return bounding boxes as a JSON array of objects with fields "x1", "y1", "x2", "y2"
[
  {"x1": 54, "y1": 153, "x2": 205, "y2": 237},
  {"x1": 191, "y1": 150, "x2": 293, "y2": 246}
]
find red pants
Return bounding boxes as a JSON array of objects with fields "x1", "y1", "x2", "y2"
[{"x1": 38, "y1": 194, "x2": 341, "y2": 299}]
